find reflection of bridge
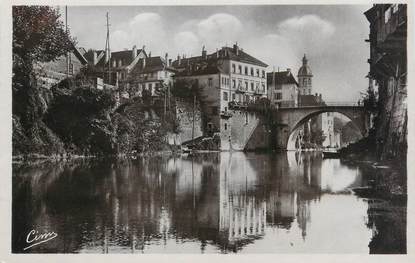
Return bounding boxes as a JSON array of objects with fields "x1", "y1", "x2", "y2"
[{"x1": 270, "y1": 103, "x2": 370, "y2": 150}]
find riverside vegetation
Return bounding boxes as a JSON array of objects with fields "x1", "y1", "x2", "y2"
[{"x1": 12, "y1": 6, "x2": 181, "y2": 160}]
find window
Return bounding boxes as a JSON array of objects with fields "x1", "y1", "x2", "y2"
[
  {"x1": 69, "y1": 63, "x2": 74, "y2": 75},
  {"x1": 208, "y1": 78, "x2": 213, "y2": 87},
  {"x1": 251, "y1": 82, "x2": 254, "y2": 91},
  {"x1": 245, "y1": 66, "x2": 248, "y2": 75},
  {"x1": 276, "y1": 93, "x2": 282, "y2": 100},
  {"x1": 232, "y1": 79, "x2": 236, "y2": 89},
  {"x1": 245, "y1": 81, "x2": 248, "y2": 91},
  {"x1": 232, "y1": 64, "x2": 236, "y2": 73},
  {"x1": 238, "y1": 65, "x2": 242, "y2": 74},
  {"x1": 262, "y1": 70, "x2": 265, "y2": 78},
  {"x1": 251, "y1": 67, "x2": 254, "y2": 76},
  {"x1": 245, "y1": 112, "x2": 249, "y2": 124},
  {"x1": 262, "y1": 83, "x2": 265, "y2": 92},
  {"x1": 232, "y1": 93, "x2": 236, "y2": 101},
  {"x1": 224, "y1": 123, "x2": 228, "y2": 130},
  {"x1": 256, "y1": 69, "x2": 259, "y2": 77},
  {"x1": 223, "y1": 91, "x2": 228, "y2": 101}
]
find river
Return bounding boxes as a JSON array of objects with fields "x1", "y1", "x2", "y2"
[{"x1": 12, "y1": 152, "x2": 406, "y2": 253}]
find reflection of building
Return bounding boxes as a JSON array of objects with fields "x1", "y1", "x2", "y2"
[{"x1": 219, "y1": 153, "x2": 266, "y2": 246}]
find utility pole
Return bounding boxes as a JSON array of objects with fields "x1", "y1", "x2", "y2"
[
  {"x1": 192, "y1": 93, "x2": 196, "y2": 142},
  {"x1": 104, "y1": 12, "x2": 111, "y2": 84},
  {"x1": 65, "y1": 6, "x2": 69, "y2": 77}
]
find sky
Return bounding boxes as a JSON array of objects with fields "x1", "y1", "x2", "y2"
[{"x1": 63, "y1": 5, "x2": 371, "y2": 101}]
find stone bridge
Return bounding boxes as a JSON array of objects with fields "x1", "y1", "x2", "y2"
[{"x1": 271, "y1": 103, "x2": 370, "y2": 150}]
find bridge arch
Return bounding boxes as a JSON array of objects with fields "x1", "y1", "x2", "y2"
[{"x1": 274, "y1": 106, "x2": 369, "y2": 150}]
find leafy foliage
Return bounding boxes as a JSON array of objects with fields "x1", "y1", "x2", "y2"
[{"x1": 13, "y1": 6, "x2": 75, "y2": 65}]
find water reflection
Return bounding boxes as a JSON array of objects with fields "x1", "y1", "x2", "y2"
[{"x1": 12, "y1": 152, "x2": 402, "y2": 253}]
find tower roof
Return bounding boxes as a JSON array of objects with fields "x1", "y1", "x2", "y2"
[{"x1": 298, "y1": 54, "x2": 312, "y2": 76}]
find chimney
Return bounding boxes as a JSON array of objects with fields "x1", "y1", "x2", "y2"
[
  {"x1": 177, "y1": 55, "x2": 181, "y2": 65},
  {"x1": 168, "y1": 59, "x2": 172, "y2": 66},
  {"x1": 216, "y1": 48, "x2": 219, "y2": 58},
  {"x1": 165, "y1": 52, "x2": 168, "y2": 65},
  {"x1": 132, "y1": 45, "x2": 137, "y2": 59},
  {"x1": 233, "y1": 42, "x2": 239, "y2": 55},
  {"x1": 202, "y1": 45, "x2": 207, "y2": 59}
]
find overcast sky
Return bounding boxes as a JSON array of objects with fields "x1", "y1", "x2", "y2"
[{"x1": 64, "y1": 5, "x2": 371, "y2": 101}]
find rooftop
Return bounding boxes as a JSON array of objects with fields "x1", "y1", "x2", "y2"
[
  {"x1": 172, "y1": 44, "x2": 268, "y2": 69},
  {"x1": 267, "y1": 70, "x2": 298, "y2": 86}
]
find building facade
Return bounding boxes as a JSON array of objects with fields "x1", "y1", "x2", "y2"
[
  {"x1": 267, "y1": 69, "x2": 299, "y2": 108},
  {"x1": 173, "y1": 44, "x2": 269, "y2": 150},
  {"x1": 364, "y1": 4, "x2": 407, "y2": 160},
  {"x1": 128, "y1": 54, "x2": 176, "y2": 98}
]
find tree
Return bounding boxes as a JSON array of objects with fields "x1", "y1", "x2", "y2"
[
  {"x1": 13, "y1": 6, "x2": 75, "y2": 123},
  {"x1": 13, "y1": 6, "x2": 74, "y2": 67},
  {"x1": 311, "y1": 129, "x2": 326, "y2": 147}
]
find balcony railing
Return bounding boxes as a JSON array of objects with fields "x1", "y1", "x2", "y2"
[
  {"x1": 253, "y1": 88, "x2": 266, "y2": 95},
  {"x1": 228, "y1": 101, "x2": 248, "y2": 109}
]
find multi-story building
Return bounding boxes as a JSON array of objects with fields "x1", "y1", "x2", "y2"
[
  {"x1": 85, "y1": 46, "x2": 176, "y2": 98},
  {"x1": 173, "y1": 44, "x2": 268, "y2": 138},
  {"x1": 267, "y1": 69, "x2": 298, "y2": 108},
  {"x1": 85, "y1": 45, "x2": 147, "y2": 85},
  {"x1": 364, "y1": 4, "x2": 407, "y2": 159},
  {"x1": 127, "y1": 54, "x2": 176, "y2": 97}
]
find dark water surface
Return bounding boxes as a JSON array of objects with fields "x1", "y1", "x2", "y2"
[{"x1": 12, "y1": 152, "x2": 406, "y2": 253}]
